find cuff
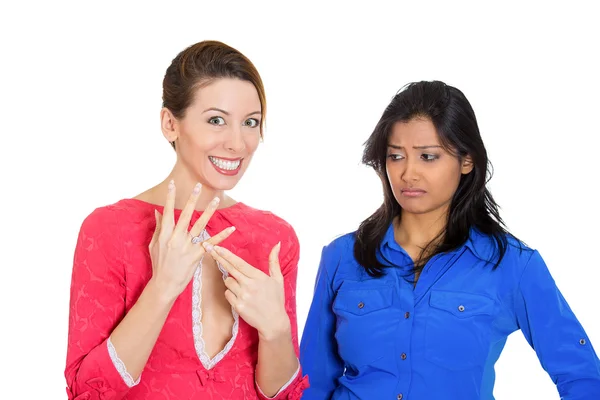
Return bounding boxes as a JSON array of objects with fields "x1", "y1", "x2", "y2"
[
  {"x1": 256, "y1": 360, "x2": 310, "y2": 400},
  {"x1": 65, "y1": 337, "x2": 136, "y2": 400},
  {"x1": 107, "y1": 337, "x2": 141, "y2": 387}
]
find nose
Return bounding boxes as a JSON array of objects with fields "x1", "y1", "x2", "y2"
[
  {"x1": 225, "y1": 126, "x2": 246, "y2": 153},
  {"x1": 401, "y1": 158, "x2": 420, "y2": 183}
]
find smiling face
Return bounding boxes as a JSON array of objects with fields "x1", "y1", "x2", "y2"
[
  {"x1": 162, "y1": 78, "x2": 262, "y2": 191},
  {"x1": 385, "y1": 117, "x2": 473, "y2": 217}
]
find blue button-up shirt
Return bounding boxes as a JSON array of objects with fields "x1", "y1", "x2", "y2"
[{"x1": 300, "y1": 224, "x2": 600, "y2": 399}]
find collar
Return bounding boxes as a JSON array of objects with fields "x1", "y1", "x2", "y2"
[{"x1": 381, "y1": 222, "x2": 499, "y2": 262}]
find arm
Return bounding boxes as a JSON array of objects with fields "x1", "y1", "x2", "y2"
[
  {"x1": 299, "y1": 244, "x2": 345, "y2": 400},
  {"x1": 65, "y1": 209, "x2": 174, "y2": 399},
  {"x1": 255, "y1": 234, "x2": 309, "y2": 399},
  {"x1": 515, "y1": 250, "x2": 600, "y2": 399}
]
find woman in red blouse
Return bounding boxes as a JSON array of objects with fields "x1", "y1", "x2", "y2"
[{"x1": 64, "y1": 40, "x2": 309, "y2": 400}]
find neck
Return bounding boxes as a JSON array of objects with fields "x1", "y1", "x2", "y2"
[
  {"x1": 394, "y1": 205, "x2": 449, "y2": 250},
  {"x1": 156, "y1": 163, "x2": 226, "y2": 211}
]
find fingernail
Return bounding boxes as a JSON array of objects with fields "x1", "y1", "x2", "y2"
[
  {"x1": 211, "y1": 196, "x2": 221, "y2": 206},
  {"x1": 193, "y1": 183, "x2": 201, "y2": 194},
  {"x1": 202, "y1": 242, "x2": 214, "y2": 252},
  {"x1": 228, "y1": 226, "x2": 236, "y2": 233},
  {"x1": 213, "y1": 245, "x2": 223, "y2": 254},
  {"x1": 168, "y1": 180, "x2": 175, "y2": 192},
  {"x1": 276, "y1": 241, "x2": 281, "y2": 250}
]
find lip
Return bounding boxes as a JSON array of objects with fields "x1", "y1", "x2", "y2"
[
  {"x1": 209, "y1": 156, "x2": 243, "y2": 176},
  {"x1": 400, "y1": 188, "x2": 426, "y2": 198}
]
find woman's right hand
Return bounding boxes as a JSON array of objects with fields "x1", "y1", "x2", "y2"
[{"x1": 148, "y1": 180, "x2": 235, "y2": 301}]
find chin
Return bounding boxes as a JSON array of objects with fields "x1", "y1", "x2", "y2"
[
  {"x1": 199, "y1": 159, "x2": 249, "y2": 190},
  {"x1": 400, "y1": 207, "x2": 433, "y2": 215},
  {"x1": 397, "y1": 201, "x2": 434, "y2": 215}
]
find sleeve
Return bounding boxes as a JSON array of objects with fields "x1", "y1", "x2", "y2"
[
  {"x1": 299, "y1": 243, "x2": 345, "y2": 400},
  {"x1": 255, "y1": 229, "x2": 309, "y2": 400},
  {"x1": 514, "y1": 250, "x2": 600, "y2": 399},
  {"x1": 64, "y1": 208, "x2": 139, "y2": 400}
]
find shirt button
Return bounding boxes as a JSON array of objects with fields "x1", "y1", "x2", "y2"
[
  {"x1": 358, "y1": 302, "x2": 365, "y2": 309},
  {"x1": 458, "y1": 305, "x2": 465, "y2": 312},
  {"x1": 401, "y1": 353, "x2": 407, "y2": 360},
  {"x1": 580, "y1": 338, "x2": 587, "y2": 345},
  {"x1": 397, "y1": 394, "x2": 403, "y2": 400},
  {"x1": 404, "y1": 312, "x2": 410, "y2": 319}
]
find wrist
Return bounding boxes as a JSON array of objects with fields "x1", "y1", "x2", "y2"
[
  {"x1": 258, "y1": 315, "x2": 291, "y2": 342},
  {"x1": 146, "y1": 277, "x2": 179, "y2": 307}
]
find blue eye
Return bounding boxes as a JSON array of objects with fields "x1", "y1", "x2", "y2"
[
  {"x1": 244, "y1": 118, "x2": 259, "y2": 128},
  {"x1": 208, "y1": 116, "x2": 225, "y2": 125}
]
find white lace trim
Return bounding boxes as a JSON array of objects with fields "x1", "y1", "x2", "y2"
[
  {"x1": 256, "y1": 361, "x2": 300, "y2": 398},
  {"x1": 107, "y1": 337, "x2": 141, "y2": 387},
  {"x1": 192, "y1": 230, "x2": 239, "y2": 370}
]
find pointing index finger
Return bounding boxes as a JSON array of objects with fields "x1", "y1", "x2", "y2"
[{"x1": 211, "y1": 246, "x2": 262, "y2": 279}]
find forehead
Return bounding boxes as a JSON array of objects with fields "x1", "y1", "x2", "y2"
[
  {"x1": 191, "y1": 78, "x2": 261, "y2": 112},
  {"x1": 389, "y1": 118, "x2": 440, "y2": 145}
]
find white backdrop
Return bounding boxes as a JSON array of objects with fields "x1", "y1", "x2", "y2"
[{"x1": 2, "y1": 1, "x2": 599, "y2": 399}]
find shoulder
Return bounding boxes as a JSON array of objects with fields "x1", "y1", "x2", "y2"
[
  {"x1": 234, "y1": 203, "x2": 299, "y2": 245},
  {"x1": 82, "y1": 198, "x2": 146, "y2": 225},
  {"x1": 317, "y1": 231, "x2": 359, "y2": 278},
  {"x1": 73, "y1": 202, "x2": 133, "y2": 264},
  {"x1": 77, "y1": 199, "x2": 149, "y2": 242},
  {"x1": 469, "y1": 230, "x2": 543, "y2": 279},
  {"x1": 79, "y1": 203, "x2": 121, "y2": 235},
  {"x1": 324, "y1": 231, "x2": 357, "y2": 256},
  {"x1": 231, "y1": 204, "x2": 300, "y2": 266}
]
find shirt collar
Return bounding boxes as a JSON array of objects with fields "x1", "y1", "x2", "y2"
[{"x1": 381, "y1": 222, "x2": 498, "y2": 262}]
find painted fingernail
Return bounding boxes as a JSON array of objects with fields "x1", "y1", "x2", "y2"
[
  {"x1": 193, "y1": 183, "x2": 201, "y2": 194},
  {"x1": 168, "y1": 180, "x2": 175, "y2": 192},
  {"x1": 202, "y1": 242, "x2": 214, "y2": 252}
]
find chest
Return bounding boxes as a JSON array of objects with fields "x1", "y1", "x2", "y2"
[
  {"x1": 123, "y1": 237, "x2": 260, "y2": 374},
  {"x1": 331, "y1": 254, "x2": 518, "y2": 371}
]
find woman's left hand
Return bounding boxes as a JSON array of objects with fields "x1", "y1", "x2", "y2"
[{"x1": 202, "y1": 242, "x2": 290, "y2": 340}]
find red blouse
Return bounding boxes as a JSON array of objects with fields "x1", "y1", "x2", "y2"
[{"x1": 65, "y1": 199, "x2": 309, "y2": 400}]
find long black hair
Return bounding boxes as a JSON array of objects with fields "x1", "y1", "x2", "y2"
[{"x1": 355, "y1": 80, "x2": 513, "y2": 277}]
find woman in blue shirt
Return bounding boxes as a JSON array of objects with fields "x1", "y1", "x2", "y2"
[{"x1": 300, "y1": 81, "x2": 600, "y2": 399}]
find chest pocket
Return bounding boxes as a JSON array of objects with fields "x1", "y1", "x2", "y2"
[
  {"x1": 333, "y1": 281, "x2": 395, "y2": 367},
  {"x1": 425, "y1": 290, "x2": 496, "y2": 371}
]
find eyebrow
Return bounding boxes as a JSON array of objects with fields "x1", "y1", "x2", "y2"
[
  {"x1": 388, "y1": 144, "x2": 442, "y2": 150},
  {"x1": 202, "y1": 107, "x2": 261, "y2": 117}
]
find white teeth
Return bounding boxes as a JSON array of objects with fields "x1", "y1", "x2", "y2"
[{"x1": 209, "y1": 157, "x2": 241, "y2": 171}]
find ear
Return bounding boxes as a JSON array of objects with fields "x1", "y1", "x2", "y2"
[
  {"x1": 461, "y1": 155, "x2": 474, "y2": 175},
  {"x1": 160, "y1": 108, "x2": 179, "y2": 143}
]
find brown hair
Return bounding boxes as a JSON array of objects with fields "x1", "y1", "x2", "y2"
[{"x1": 162, "y1": 40, "x2": 266, "y2": 149}]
